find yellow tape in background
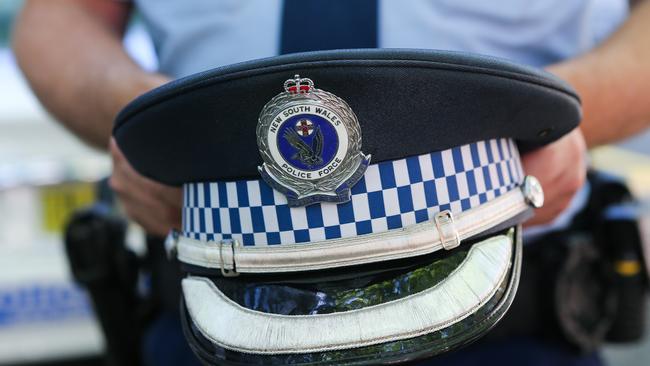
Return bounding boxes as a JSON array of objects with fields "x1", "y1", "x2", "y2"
[{"x1": 40, "y1": 182, "x2": 95, "y2": 233}]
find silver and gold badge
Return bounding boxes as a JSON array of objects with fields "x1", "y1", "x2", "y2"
[{"x1": 257, "y1": 75, "x2": 370, "y2": 206}]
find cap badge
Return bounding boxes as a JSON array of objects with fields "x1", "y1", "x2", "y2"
[{"x1": 257, "y1": 75, "x2": 370, "y2": 206}]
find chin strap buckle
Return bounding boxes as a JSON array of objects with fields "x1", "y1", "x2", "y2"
[
  {"x1": 219, "y1": 239, "x2": 239, "y2": 277},
  {"x1": 522, "y1": 175, "x2": 545, "y2": 208},
  {"x1": 165, "y1": 230, "x2": 180, "y2": 260},
  {"x1": 435, "y1": 210, "x2": 461, "y2": 250}
]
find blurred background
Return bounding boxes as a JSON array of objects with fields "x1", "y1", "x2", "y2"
[
  {"x1": 0, "y1": 1, "x2": 153, "y2": 365},
  {"x1": 0, "y1": 1, "x2": 649, "y2": 365}
]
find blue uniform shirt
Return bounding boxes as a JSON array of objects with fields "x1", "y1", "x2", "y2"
[{"x1": 135, "y1": 0, "x2": 627, "y2": 78}]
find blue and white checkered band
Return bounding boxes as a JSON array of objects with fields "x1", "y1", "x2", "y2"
[{"x1": 183, "y1": 138, "x2": 524, "y2": 246}]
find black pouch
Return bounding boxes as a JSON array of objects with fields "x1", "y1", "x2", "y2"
[
  {"x1": 588, "y1": 171, "x2": 649, "y2": 344},
  {"x1": 486, "y1": 170, "x2": 648, "y2": 354}
]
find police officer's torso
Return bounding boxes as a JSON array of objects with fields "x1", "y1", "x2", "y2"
[{"x1": 134, "y1": 0, "x2": 628, "y2": 78}]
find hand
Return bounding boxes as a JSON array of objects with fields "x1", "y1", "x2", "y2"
[
  {"x1": 109, "y1": 138, "x2": 183, "y2": 236},
  {"x1": 521, "y1": 129, "x2": 587, "y2": 226}
]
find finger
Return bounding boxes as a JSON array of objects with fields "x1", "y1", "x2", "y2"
[
  {"x1": 109, "y1": 137, "x2": 126, "y2": 162},
  {"x1": 121, "y1": 199, "x2": 176, "y2": 237},
  {"x1": 112, "y1": 179, "x2": 182, "y2": 232},
  {"x1": 110, "y1": 173, "x2": 181, "y2": 223},
  {"x1": 115, "y1": 165, "x2": 182, "y2": 209},
  {"x1": 525, "y1": 190, "x2": 577, "y2": 226},
  {"x1": 528, "y1": 171, "x2": 582, "y2": 224},
  {"x1": 110, "y1": 138, "x2": 183, "y2": 235},
  {"x1": 110, "y1": 169, "x2": 182, "y2": 232},
  {"x1": 147, "y1": 182, "x2": 183, "y2": 209},
  {"x1": 110, "y1": 138, "x2": 182, "y2": 208}
]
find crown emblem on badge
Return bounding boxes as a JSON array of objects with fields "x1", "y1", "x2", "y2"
[
  {"x1": 284, "y1": 75, "x2": 314, "y2": 94},
  {"x1": 256, "y1": 75, "x2": 370, "y2": 207}
]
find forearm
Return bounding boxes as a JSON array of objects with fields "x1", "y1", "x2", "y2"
[
  {"x1": 13, "y1": 0, "x2": 167, "y2": 149},
  {"x1": 548, "y1": 0, "x2": 650, "y2": 147}
]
